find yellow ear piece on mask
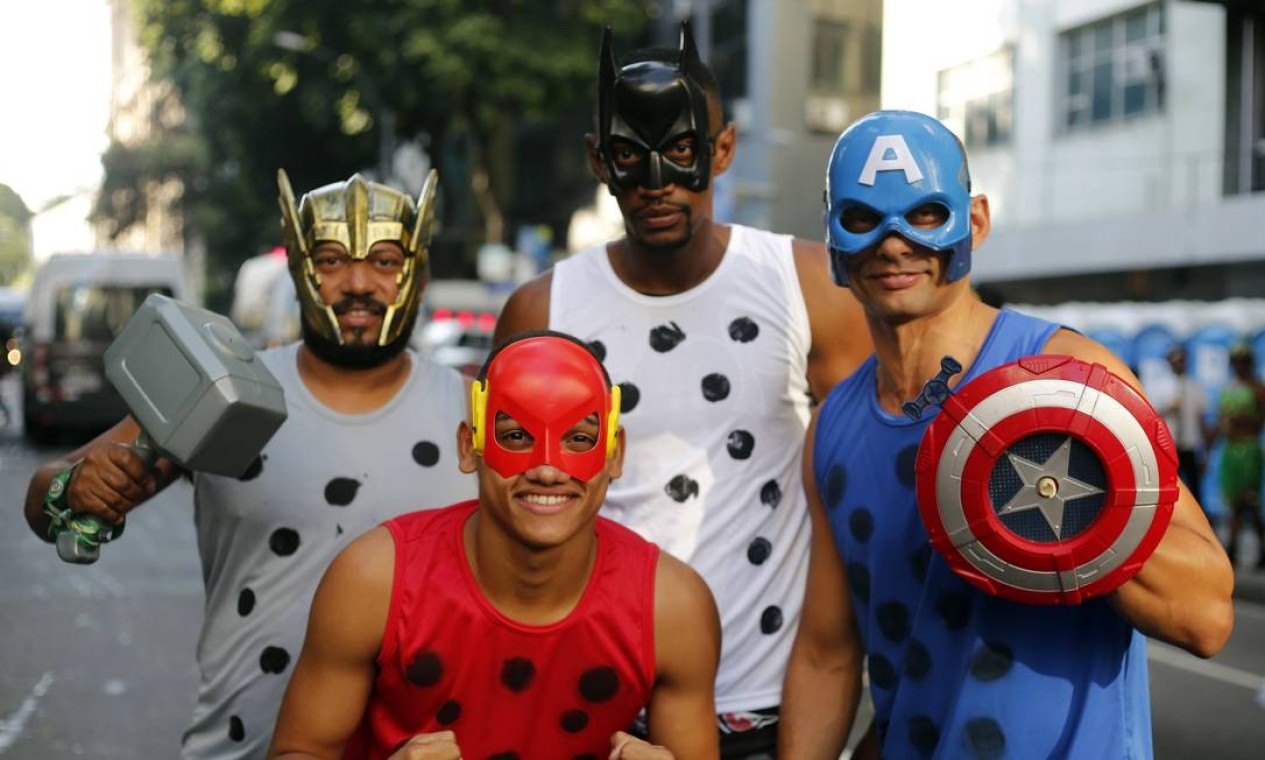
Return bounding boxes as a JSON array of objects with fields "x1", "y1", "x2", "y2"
[
  {"x1": 605, "y1": 384, "x2": 622, "y2": 458},
  {"x1": 470, "y1": 379, "x2": 488, "y2": 453}
]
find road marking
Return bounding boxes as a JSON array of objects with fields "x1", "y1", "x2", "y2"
[
  {"x1": 0, "y1": 671, "x2": 54, "y2": 753},
  {"x1": 1149, "y1": 641, "x2": 1264, "y2": 691}
]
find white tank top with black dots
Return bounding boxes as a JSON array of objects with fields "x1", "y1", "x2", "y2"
[
  {"x1": 550, "y1": 224, "x2": 813, "y2": 713},
  {"x1": 180, "y1": 342, "x2": 475, "y2": 759}
]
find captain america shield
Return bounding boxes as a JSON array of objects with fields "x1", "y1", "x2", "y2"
[{"x1": 915, "y1": 354, "x2": 1179, "y2": 605}]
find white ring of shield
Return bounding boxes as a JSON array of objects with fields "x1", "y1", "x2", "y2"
[{"x1": 935, "y1": 378, "x2": 1163, "y2": 594}]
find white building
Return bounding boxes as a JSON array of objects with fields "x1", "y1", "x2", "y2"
[{"x1": 881, "y1": 0, "x2": 1264, "y2": 303}]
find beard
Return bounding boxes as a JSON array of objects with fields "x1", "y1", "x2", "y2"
[
  {"x1": 300, "y1": 302, "x2": 418, "y2": 370},
  {"x1": 628, "y1": 203, "x2": 694, "y2": 254}
]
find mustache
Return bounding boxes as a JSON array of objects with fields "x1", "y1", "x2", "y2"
[{"x1": 331, "y1": 297, "x2": 387, "y2": 316}]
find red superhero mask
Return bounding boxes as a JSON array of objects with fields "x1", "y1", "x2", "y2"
[{"x1": 470, "y1": 336, "x2": 621, "y2": 482}]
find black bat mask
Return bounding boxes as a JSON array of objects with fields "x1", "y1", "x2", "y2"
[{"x1": 597, "y1": 21, "x2": 714, "y2": 193}]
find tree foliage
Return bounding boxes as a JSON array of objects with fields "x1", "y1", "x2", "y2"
[
  {"x1": 0, "y1": 184, "x2": 33, "y2": 286},
  {"x1": 104, "y1": 0, "x2": 651, "y2": 306}
]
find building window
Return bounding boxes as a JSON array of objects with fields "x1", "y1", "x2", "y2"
[
  {"x1": 938, "y1": 47, "x2": 1014, "y2": 149},
  {"x1": 811, "y1": 19, "x2": 848, "y2": 93},
  {"x1": 1062, "y1": 3, "x2": 1166, "y2": 131}
]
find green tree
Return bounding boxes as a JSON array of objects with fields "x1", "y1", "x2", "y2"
[
  {"x1": 104, "y1": 0, "x2": 650, "y2": 308},
  {"x1": 0, "y1": 184, "x2": 33, "y2": 286}
]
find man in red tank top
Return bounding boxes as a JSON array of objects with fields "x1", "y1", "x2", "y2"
[{"x1": 268, "y1": 332, "x2": 721, "y2": 760}]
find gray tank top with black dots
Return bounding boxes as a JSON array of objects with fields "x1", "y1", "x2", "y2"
[
  {"x1": 180, "y1": 342, "x2": 475, "y2": 759},
  {"x1": 550, "y1": 224, "x2": 813, "y2": 713}
]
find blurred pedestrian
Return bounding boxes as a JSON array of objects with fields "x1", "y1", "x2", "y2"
[
  {"x1": 1154, "y1": 345, "x2": 1210, "y2": 512},
  {"x1": 267, "y1": 332, "x2": 721, "y2": 760},
  {"x1": 493, "y1": 21, "x2": 872, "y2": 758},
  {"x1": 1216, "y1": 342, "x2": 1265, "y2": 567},
  {"x1": 779, "y1": 110, "x2": 1234, "y2": 759},
  {"x1": 22, "y1": 170, "x2": 475, "y2": 759}
]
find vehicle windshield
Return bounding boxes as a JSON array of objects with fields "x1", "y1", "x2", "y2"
[{"x1": 53, "y1": 285, "x2": 173, "y2": 341}]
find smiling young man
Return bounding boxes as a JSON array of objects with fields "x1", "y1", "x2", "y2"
[
  {"x1": 494, "y1": 24, "x2": 871, "y2": 758},
  {"x1": 778, "y1": 110, "x2": 1234, "y2": 759},
  {"x1": 267, "y1": 332, "x2": 721, "y2": 760},
  {"x1": 22, "y1": 171, "x2": 475, "y2": 758}
]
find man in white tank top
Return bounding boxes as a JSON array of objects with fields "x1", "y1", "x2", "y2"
[
  {"x1": 23, "y1": 171, "x2": 476, "y2": 759},
  {"x1": 495, "y1": 21, "x2": 871, "y2": 758}
]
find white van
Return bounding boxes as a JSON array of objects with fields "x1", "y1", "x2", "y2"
[{"x1": 21, "y1": 252, "x2": 190, "y2": 444}]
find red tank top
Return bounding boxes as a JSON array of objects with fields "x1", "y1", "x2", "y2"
[{"x1": 346, "y1": 500, "x2": 659, "y2": 760}]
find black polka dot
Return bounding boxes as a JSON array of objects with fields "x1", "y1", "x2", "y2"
[
  {"x1": 336, "y1": 524, "x2": 344, "y2": 536},
  {"x1": 488, "y1": 753, "x2": 520, "y2": 760},
  {"x1": 268, "y1": 528, "x2": 300, "y2": 556},
  {"x1": 823, "y1": 465, "x2": 846, "y2": 511},
  {"x1": 411, "y1": 441, "x2": 440, "y2": 467},
  {"x1": 760, "y1": 605, "x2": 783, "y2": 634},
  {"x1": 847, "y1": 562, "x2": 871, "y2": 603},
  {"x1": 578, "y1": 666, "x2": 620, "y2": 702},
  {"x1": 908, "y1": 714, "x2": 940, "y2": 755},
  {"x1": 869, "y1": 653, "x2": 897, "y2": 689},
  {"x1": 911, "y1": 545, "x2": 932, "y2": 582},
  {"x1": 649, "y1": 322, "x2": 686, "y2": 352},
  {"x1": 760, "y1": 479, "x2": 782, "y2": 508},
  {"x1": 964, "y1": 716, "x2": 1006, "y2": 760},
  {"x1": 936, "y1": 592, "x2": 971, "y2": 630},
  {"x1": 406, "y1": 651, "x2": 443, "y2": 686},
  {"x1": 727, "y1": 430, "x2": 755, "y2": 459},
  {"x1": 701, "y1": 373, "x2": 731, "y2": 402},
  {"x1": 877, "y1": 602, "x2": 911, "y2": 642},
  {"x1": 502, "y1": 657, "x2": 537, "y2": 692},
  {"x1": 324, "y1": 477, "x2": 361, "y2": 507},
  {"x1": 970, "y1": 642, "x2": 1014, "y2": 682},
  {"x1": 665, "y1": 474, "x2": 700, "y2": 502},
  {"x1": 237, "y1": 455, "x2": 264, "y2": 481},
  {"x1": 896, "y1": 445, "x2": 919, "y2": 487},
  {"x1": 849, "y1": 508, "x2": 874, "y2": 542},
  {"x1": 587, "y1": 340, "x2": 606, "y2": 362},
  {"x1": 903, "y1": 639, "x2": 932, "y2": 682},
  {"x1": 436, "y1": 700, "x2": 461, "y2": 725},
  {"x1": 560, "y1": 709, "x2": 589, "y2": 733},
  {"x1": 237, "y1": 588, "x2": 255, "y2": 617},
  {"x1": 747, "y1": 537, "x2": 772, "y2": 565},
  {"x1": 259, "y1": 646, "x2": 290, "y2": 674},
  {"x1": 728, "y1": 317, "x2": 759, "y2": 343},
  {"x1": 618, "y1": 382, "x2": 640, "y2": 413},
  {"x1": 228, "y1": 715, "x2": 244, "y2": 742}
]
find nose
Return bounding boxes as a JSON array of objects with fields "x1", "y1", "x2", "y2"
[
  {"x1": 341, "y1": 258, "x2": 375, "y2": 293},
  {"x1": 522, "y1": 462, "x2": 573, "y2": 486}
]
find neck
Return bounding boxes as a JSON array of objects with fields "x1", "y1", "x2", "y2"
[
  {"x1": 295, "y1": 343, "x2": 411, "y2": 414},
  {"x1": 868, "y1": 288, "x2": 998, "y2": 415},
  {"x1": 464, "y1": 512, "x2": 598, "y2": 626},
  {"x1": 609, "y1": 219, "x2": 730, "y2": 295}
]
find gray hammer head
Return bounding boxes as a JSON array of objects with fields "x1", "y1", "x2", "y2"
[{"x1": 104, "y1": 294, "x2": 287, "y2": 477}]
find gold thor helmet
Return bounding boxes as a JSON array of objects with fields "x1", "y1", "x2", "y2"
[{"x1": 277, "y1": 168, "x2": 438, "y2": 346}]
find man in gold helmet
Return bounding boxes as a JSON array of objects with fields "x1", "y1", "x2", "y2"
[{"x1": 23, "y1": 170, "x2": 476, "y2": 759}]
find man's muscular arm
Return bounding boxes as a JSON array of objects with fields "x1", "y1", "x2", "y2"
[
  {"x1": 268, "y1": 527, "x2": 397, "y2": 759},
  {"x1": 1044, "y1": 329, "x2": 1235, "y2": 658},
  {"x1": 635, "y1": 552, "x2": 721, "y2": 760},
  {"x1": 792, "y1": 239, "x2": 872, "y2": 402},
  {"x1": 493, "y1": 271, "x2": 553, "y2": 346},
  {"x1": 23, "y1": 416, "x2": 183, "y2": 540},
  {"x1": 778, "y1": 412, "x2": 866, "y2": 759}
]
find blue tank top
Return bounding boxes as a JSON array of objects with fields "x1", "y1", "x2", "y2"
[{"x1": 814, "y1": 309, "x2": 1153, "y2": 759}]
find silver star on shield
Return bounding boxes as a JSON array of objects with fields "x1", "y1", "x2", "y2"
[{"x1": 998, "y1": 437, "x2": 1103, "y2": 539}]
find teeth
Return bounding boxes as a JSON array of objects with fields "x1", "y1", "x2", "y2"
[{"x1": 521, "y1": 494, "x2": 569, "y2": 506}]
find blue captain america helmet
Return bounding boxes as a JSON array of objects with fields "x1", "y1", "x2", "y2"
[{"x1": 824, "y1": 110, "x2": 973, "y2": 286}]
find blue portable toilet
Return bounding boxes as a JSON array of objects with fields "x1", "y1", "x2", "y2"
[
  {"x1": 1132, "y1": 323, "x2": 1180, "y2": 396},
  {"x1": 1085, "y1": 326, "x2": 1135, "y2": 371},
  {"x1": 1187, "y1": 323, "x2": 1245, "y2": 519}
]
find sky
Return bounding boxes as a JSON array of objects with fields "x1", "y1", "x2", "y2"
[{"x1": 0, "y1": 0, "x2": 112, "y2": 259}]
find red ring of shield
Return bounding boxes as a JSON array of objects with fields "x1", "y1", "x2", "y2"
[{"x1": 916, "y1": 356, "x2": 1178, "y2": 605}]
